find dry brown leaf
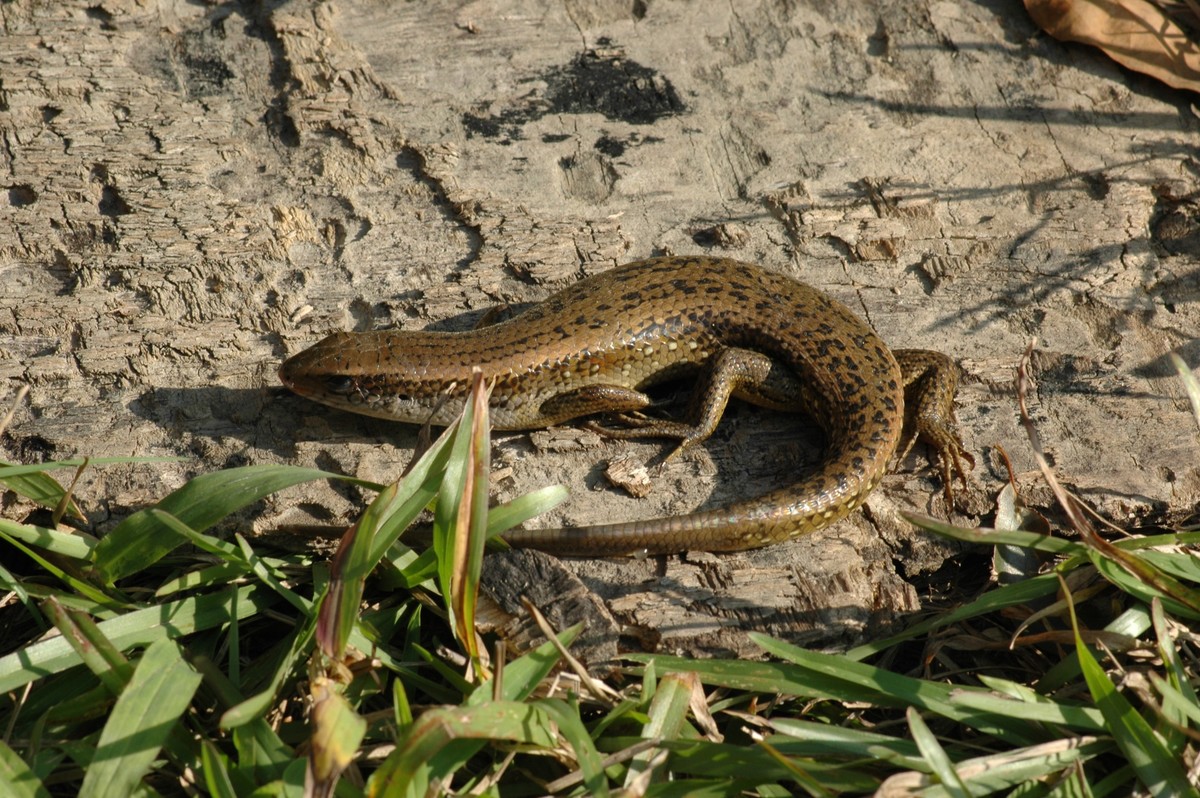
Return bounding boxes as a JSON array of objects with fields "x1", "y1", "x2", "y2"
[{"x1": 1025, "y1": 0, "x2": 1200, "y2": 93}]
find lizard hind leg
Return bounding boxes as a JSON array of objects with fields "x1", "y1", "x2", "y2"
[
  {"x1": 585, "y1": 347, "x2": 807, "y2": 464},
  {"x1": 893, "y1": 349, "x2": 974, "y2": 503}
]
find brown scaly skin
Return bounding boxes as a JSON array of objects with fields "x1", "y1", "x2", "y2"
[{"x1": 279, "y1": 256, "x2": 971, "y2": 555}]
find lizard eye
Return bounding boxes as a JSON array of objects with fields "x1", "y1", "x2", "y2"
[{"x1": 325, "y1": 376, "x2": 356, "y2": 395}]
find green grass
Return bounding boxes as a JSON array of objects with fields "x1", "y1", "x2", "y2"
[{"x1": 2, "y1": 363, "x2": 1199, "y2": 796}]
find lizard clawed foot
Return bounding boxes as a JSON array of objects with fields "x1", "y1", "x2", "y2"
[
  {"x1": 894, "y1": 422, "x2": 974, "y2": 507},
  {"x1": 582, "y1": 414, "x2": 705, "y2": 466},
  {"x1": 893, "y1": 349, "x2": 975, "y2": 508}
]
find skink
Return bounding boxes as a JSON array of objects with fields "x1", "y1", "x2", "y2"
[{"x1": 279, "y1": 256, "x2": 970, "y2": 555}]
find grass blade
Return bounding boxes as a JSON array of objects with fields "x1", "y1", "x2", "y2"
[
  {"x1": 626, "y1": 671, "x2": 699, "y2": 789},
  {"x1": 750, "y1": 634, "x2": 1034, "y2": 742},
  {"x1": 449, "y1": 371, "x2": 491, "y2": 671},
  {"x1": 366, "y1": 700, "x2": 558, "y2": 798},
  {"x1": 0, "y1": 518, "x2": 98, "y2": 560},
  {"x1": 0, "y1": 585, "x2": 276, "y2": 694},
  {"x1": 317, "y1": 420, "x2": 455, "y2": 659},
  {"x1": 0, "y1": 457, "x2": 179, "y2": 522},
  {"x1": 93, "y1": 465, "x2": 371, "y2": 582},
  {"x1": 905, "y1": 512, "x2": 1082, "y2": 555},
  {"x1": 42, "y1": 598, "x2": 134, "y2": 693},
  {"x1": 846, "y1": 573, "x2": 1063, "y2": 661},
  {"x1": 0, "y1": 528, "x2": 117, "y2": 608},
  {"x1": 467, "y1": 623, "x2": 581, "y2": 705},
  {"x1": 906, "y1": 707, "x2": 970, "y2": 798},
  {"x1": 538, "y1": 698, "x2": 610, "y2": 798},
  {"x1": 485, "y1": 485, "x2": 568, "y2": 540},
  {"x1": 0, "y1": 740, "x2": 51, "y2": 798},
  {"x1": 1065, "y1": 579, "x2": 1193, "y2": 796},
  {"x1": 77, "y1": 638, "x2": 202, "y2": 798},
  {"x1": 199, "y1": 741, "x2": 238, "y2": 798},
  {"x1": 308, "y1": 686, "x2": 367, "y2": 793}
]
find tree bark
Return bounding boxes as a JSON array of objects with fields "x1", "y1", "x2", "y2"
[{"x1": 3, "y1": 0, "x2": 1198, "y2": 660}]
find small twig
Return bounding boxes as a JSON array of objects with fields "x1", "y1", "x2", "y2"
[
  {"x1": 541, "y1": 738, "x2": 661, "y2": 793},
  {"x1": 0, "y1": 384, "x2": 30, "y2": 439},
  {"x1": 520, "y1": 597, "x2": 620, "y2": 704},
  {"x1": 404, "y1": 381, "x2": 458, "y2": 477},
  {"x1": 52, "y1": 457, "x2": 89, "y2": 526},
  {"x1": 1014, "y1": 339, "x2": 1097, "y2": 542},
  {"x1": 492, "y1": 638, "x2": 505, "y2": 703}
]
